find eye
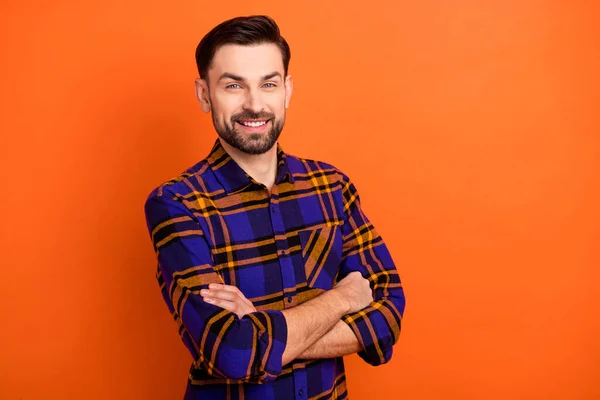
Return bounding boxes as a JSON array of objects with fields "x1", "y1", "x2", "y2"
[
  {"x1": 225, "y1": 83, "x2": 241, "y2": 89},
  {"x1": 263, "y1": 82, "x2": 277, "y2": 88}
]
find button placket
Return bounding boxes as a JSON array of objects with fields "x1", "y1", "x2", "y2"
[{"x1": 269, "y1": 192, "x2": 299, "y2": 309}]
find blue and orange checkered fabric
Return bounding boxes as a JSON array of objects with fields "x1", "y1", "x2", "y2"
[{"x1": 144, "y1": 138, "x2": 405, "y2": 399}]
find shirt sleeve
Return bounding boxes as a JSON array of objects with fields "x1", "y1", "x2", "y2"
[
  {"x1": 337, "y1": 172, "x2": 406, "y2": 366},
  {"x1": 144, "y1": 190, "x2": 288, "y2": 383}
]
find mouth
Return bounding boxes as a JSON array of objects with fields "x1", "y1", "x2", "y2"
[{"x1": 235, "y1": 119, "x2": 271, "y2": 132}]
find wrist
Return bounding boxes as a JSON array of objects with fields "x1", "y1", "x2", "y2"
[{"x1": 327, "y1": 288, "x2": 351, "y2": 315}]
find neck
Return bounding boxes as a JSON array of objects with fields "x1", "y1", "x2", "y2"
[{"x1": 218, "y1": 138, "x2": 278, "y2": 191}]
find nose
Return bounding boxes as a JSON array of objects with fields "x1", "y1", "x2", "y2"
[{"x1": 242, "y1": 88, "x2": 265, "y2": 113}]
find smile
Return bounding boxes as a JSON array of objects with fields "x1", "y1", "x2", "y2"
[{"x1": 237, "y1": 120, "x2": 269, "y2": 127}]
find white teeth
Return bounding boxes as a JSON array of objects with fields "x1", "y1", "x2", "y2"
[{"x1": 241, "y1": 120, "x2": 267, "y2": 127}]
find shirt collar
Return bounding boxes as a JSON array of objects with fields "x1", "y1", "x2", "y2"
[{"x1": 206, "y1": 138, "x2": 295, "y2": 195}]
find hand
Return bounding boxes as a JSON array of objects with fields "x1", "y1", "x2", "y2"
[
  {"x1": 332, "y1": 271, "x2": 373, "y2": 313},
  {"x1": 199, "y1": 283, "x2": 257, "y2": 318}
]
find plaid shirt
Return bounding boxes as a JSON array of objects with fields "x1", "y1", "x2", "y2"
[{"x1": 144, "y1": 139, "x2": 405, "y2": 399}]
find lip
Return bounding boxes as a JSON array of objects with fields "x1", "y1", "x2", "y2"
[{"x1": 236, "y1": 119, "x2": 271, "y2": 133}]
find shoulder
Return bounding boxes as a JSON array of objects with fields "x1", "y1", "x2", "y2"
[
  {"x1": 284, "y1": 151, "x2": 352, "y2": 187},
  {"x1": 144, "y1": 157, "x2": 213, "y2": 204}
]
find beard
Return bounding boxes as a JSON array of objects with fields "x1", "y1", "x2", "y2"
[{"x1": 212, "y1": 108, "x2": 285, "y2": 155}]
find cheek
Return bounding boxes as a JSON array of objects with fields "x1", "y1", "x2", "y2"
[
  {"x1": 267, "y1": 96, "x2": 287, "y2": 116},
  {"x1": 212, "y1": 93, "x2": 237, "y2": 114},
  {"x1": 273, "y1": 103, "x2": 287, "y2": 118}
]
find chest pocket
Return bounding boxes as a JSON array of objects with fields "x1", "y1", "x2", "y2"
[{"x1": 298, "y1": 224, "x2": 344, "y2": 290}]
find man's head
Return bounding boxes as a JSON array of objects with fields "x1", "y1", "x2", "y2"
[{"x1": 194, "y1": 15, "x2": 293, "y2": 155}]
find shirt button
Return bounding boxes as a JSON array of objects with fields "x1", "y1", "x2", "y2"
[
  {"x1": 298, "y1": 389, "x2": 303, "y2": 396},
  {"x1": 271, "y1": 205, "x2": 276, "y2": 212},
  {"x1": 287, "y1": 296, "x2": 292, "y2": 303}
]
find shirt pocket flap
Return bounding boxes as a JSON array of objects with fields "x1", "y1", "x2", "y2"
[{"x1": 298, "y1": 224, "x2": 343, "y2": 289}]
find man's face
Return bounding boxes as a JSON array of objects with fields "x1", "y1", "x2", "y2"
[{"x1": 196, "y1": 43, "x2": 293, "y2": 155}]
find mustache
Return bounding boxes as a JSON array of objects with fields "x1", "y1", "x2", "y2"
[{"x1": 231, "y1": 111, "x2": 275, "y2": 122}]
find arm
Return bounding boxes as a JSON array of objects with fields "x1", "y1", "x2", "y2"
[
  {"x1": 280, "y1": 290, "x2": 352, "y2": 364},
  {"x1": 279, "y1": 271, "x2": 371, "y2": 364},
  {"x1": 203, "y1": 282, "x2": 365, "y2": 361},
  {"x1": 297, "y1": 320, "x2": 361, "y2": 359},
  {"x1": 144, "y1": 191, "x2": 367, "y2": 382},
  {"x1": 337, "y1": 171, "x2": 406, "y2": 366},
  {"x1": 145, "y1": 192, "x2": 284, "y2": 383},
  {"x1": 200, "y1": 283, "x2": 359, "y2": 367}
]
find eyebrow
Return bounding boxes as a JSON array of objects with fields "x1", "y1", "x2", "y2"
[{"x1": 218, "y1": 71, "x2": 282, "y2": 83}]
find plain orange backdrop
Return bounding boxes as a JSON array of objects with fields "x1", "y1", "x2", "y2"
[{"x1": 1, "y1": 1, "x2": 599, "y2": 399}]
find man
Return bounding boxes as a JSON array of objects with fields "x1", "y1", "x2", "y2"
[{"x1": 144, "y1": 15, "x2": 405, "y2": 399}]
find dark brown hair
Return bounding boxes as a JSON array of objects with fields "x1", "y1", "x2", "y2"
[{"x1": 195, "y1": 15, "x2": 291, "y2": 81}]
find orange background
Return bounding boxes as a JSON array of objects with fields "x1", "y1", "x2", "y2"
[{"x1": 1, "y1": 1, "x2": 599, "y2": 399}]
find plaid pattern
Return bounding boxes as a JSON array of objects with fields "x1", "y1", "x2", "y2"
[{"x1": 144, "y1": 139, "x2": 405, "y2": 399}]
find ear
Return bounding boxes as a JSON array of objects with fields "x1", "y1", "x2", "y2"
[
  {"x1": 284, "y1": 74, "x2": 293, "y2": 109},
  {"x1": 195, "y1": 78, "x2": 211, "y2": 113}
]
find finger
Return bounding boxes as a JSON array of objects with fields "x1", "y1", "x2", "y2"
[
  {"x1": 207, "y1": 285, "x2": 252, "y2": 305},
  {"x1": 202, "y1": 289, "x2": 255, "y2": 311},
  {"x1": 203, "y1": 286, "x2": 255, "y2": 310},
  {"x1": 203, "y1": 297, "x2": 238, "y2": 313},
  {"x1": 201, "y1": 289, "x2": 238, "y2": 302},
  {"x1": 204, "y1": 296, "x2": 256, "y2": 317},
  {"x1": 208, "y1": 283, "x2": 240, "y2": 293}
]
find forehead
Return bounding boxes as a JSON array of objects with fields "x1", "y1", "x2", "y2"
[{"x1": 209, "y1": 43, "x2": 284, "y2": 79}]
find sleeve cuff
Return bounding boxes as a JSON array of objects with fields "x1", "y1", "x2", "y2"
[
  {"x1": 342, "y1": 307, "x2": 394, "y2": 366},
  {"x1": 247, "y1": 309, "x2": 288, "y2": 382}
]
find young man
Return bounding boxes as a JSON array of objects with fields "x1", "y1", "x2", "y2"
[{"x1": 144, "y1": 15, "x2": 405, "y2": 400}]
